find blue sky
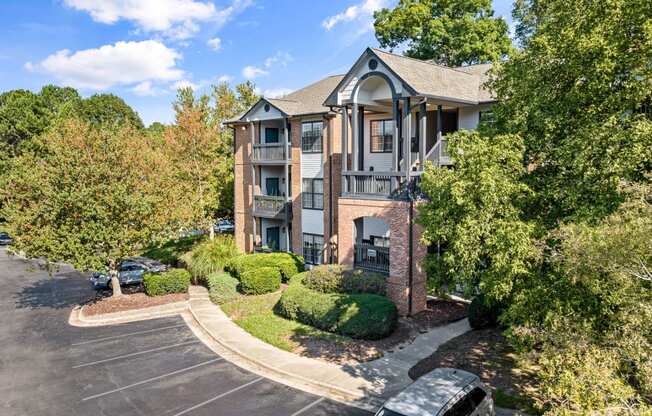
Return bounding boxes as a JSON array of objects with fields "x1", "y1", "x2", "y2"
[{"x1": 0, "y1": 0, "x2": 514, "y2": 126}]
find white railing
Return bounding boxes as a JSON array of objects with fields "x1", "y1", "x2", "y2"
[
  {"x1": 343, "y1": 171, "x2": 406, "y2": 198},
  {"x1": 425, "y1": 136, "x2": 451, "y2": 167},
  {"x1": 253, "y1": 195, "x2": 289, "y2": 218},
  {"x1": 252, "y1": 143, "x2": 291, "y2": 162}
]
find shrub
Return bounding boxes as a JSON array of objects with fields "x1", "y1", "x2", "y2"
[
  {"x1": 240, "y1": 267, "x2": 281, "y2": 295},
  {"x1": 205, "y1": 272, "x2": 240, "y2": 305},
  {"x1": 303, "y1": 265, "x2": 386, "y2": 296},
  {"x1": 183, "y1": 235, "x2": 238, "y2": 281},
  {"x1": 142, "y1": 235, "x2": 202, "y2": 266},
  {"x1": 143, "y1": 268, "x2": 191, "y2": 296},
  {"x1": 276, "y1": 273, "x2": 397, "y2": 340},
  {"x1": 468, "y1": 294, "x2": 502, "y2": 329},
  {"x1": 227, "y1": 252, "x2": 304, "y2": 282}
]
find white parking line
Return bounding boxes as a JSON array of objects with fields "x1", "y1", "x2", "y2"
[
  {"x1": 81, "y1": 358, "x2": 224, "y2": 401},
  {"x1": 71, "y1": 324, "x2": 187, "y2": 346},
  {"x1": 172, "y1": 377, "x2": 264, "y2": 416},
  {"x1": 72, "y1": 340, "x2": 200, "y2": 368},
  {"x1": 290, "y1": 397, "x2": 326, "y2": 416}
]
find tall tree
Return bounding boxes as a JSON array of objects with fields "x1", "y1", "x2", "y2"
[
  {"x1": 0, "y1": 90, "x2": 50, "y2": 150},
  {"x1": 373, "y1": 0, "x2": 513, "y2": 66},
  {"x1": 74, "y1": 94, "x2": 144, "y2": 129},
  {"x1": 0, "y1": 119, "x2": 177, "y2": 295}
]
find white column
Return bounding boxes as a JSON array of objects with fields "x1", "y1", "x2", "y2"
[
  {"x1": 351, "y1": 103, "x2": 359, "y2": 171},
  {"x1": 419, "y1": 101, "x2": 427, "y2": 170},
  {"x1": 403, "y1": 97, "x2": 411, "y2": 182},
  {"x1": 250, "y1": 121, "x2": 257, "y2": 249}
]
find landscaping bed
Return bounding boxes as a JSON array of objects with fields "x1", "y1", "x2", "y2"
[
  {"x1": 83, "y1": 285, "x2": 188, "y2": 316},
  {"x1": 408, "y1": 328, "x2": 538, "y2": 413}
]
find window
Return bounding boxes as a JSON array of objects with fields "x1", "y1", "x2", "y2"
[
  {"x1": 370, "y1": 119, "x2": 394, "y2": 153},
  {"x1": 371, "y1": 235, "x2": 390, "y2": 248},
  {"x1": 301, "y1": 121, "x2": 323, "y2": 153},
  {"x1": 442, "y1": 395, "x2": 474, "y2": 416},
  {"x1": 479, "y1": 110, "x2": 494, "y2": 126},
  {"x1": 303, "y1": 233, "x2": 324, "y2": 265},
  {"x1": 265, "y1": 127, "x2": 279, "y2": 143},
  {"x1": 302, "y1": 178, "x2": 323, "y2": 210},
  {"x1": 468, "y1": 387, "x2": 487, "y2": 407}
]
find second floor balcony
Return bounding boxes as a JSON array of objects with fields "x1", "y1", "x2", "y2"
[
  {"x1": 252, "y1": 143, "x2": 291, "y2": 164},
  {"x1": 253, "y1": 194, "x2": 292, "y2": 220}
]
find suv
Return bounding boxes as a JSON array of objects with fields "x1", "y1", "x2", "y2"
[
  {"x1": 214, "y1": 219, "x2": 234, "y2": 234},
  {"x1": 90, "y1": 257, "x2": 168, "y2": 289},
  {"x1": 375, "y1": 368, "x2": 494, "y2": 416},
  {"x1": 0, "y1": 232, "x2": 12, "y2": 245}
]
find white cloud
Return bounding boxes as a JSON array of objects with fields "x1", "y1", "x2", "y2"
[
  {"x1": 30, "y1": 40, "x2": 184, "y2": 90},
  {"x1": 242, "y1": 65, "x2": 268, "y2": 79},
  {"x1": 322, "y1": 0, "x2": 387, "y2": 31},
  {"x1": 63, "y1": 0, "x2": 252, "y2": 40},
  {"x1": 132, "y1": 81, "x2": 165, "y2": 96},
  {"x1": 217, "y1": 74, "x2": 233, "y2": 83},
  {"x1": 172, "y1": 79, "x2": 199, "y2": 91},
  {"x1": 263, "y1": 87, "x2": 294, "y2": 98},
  {"x1": 242, "y1": 51, "x2": 293, "y2": 80},
  {"x1": 207, "y1": 37, "x2": 222, "y2": 51}
]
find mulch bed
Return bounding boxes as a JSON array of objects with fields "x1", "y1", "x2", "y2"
[
  {"x1": 293, "y1": 297, "x2": 468, "y2": 364},
  {"x1": 83, "y1": 285, "x2": 188, "y2": 316}
]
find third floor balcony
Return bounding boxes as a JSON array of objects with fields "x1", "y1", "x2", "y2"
[{"x1": 252, "y1": 143, "x2": 291, "y2": 164}]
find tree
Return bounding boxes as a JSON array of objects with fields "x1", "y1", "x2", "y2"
[
  {"x1": 0, "y1": 119, "x2": 176, "y2": 296},
  {"x1": 0, "y1": 90, "x2": 50, "y2": 150},
  {"x1": 39, "y1": 85, "x2": 80, "y2": 115},
  {"x1": 490, "y1": 0, "x2": 652, "y2": 225},
  {"x1": 373, "y1": 0, "x2": 513, "y2": 66},
  {"x1": 417, "y1": 131, "x2": 537, "y2": 300},
  {"x1": 75, "y1": 94, "x2": 144, "y2": 129}
]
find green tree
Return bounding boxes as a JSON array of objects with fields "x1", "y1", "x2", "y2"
[
  {"x1": 0, "y1": 119, "x2": 176, "y2": 295},
  {"x1": 373, "y1": 0, "x2": 513, "y2": 65},
  {"x1": 417, "y1": 131, "x2": 537, "y2": 300},
  {"x1": 39, "y1": 85, "x2": 81, "y2": 114},
  {"x1": 0, "y1": 90, "x2": 50, "y2": 149},
  {"x1": 75, "y1": 93, "x2": 144, "y2": 129}
]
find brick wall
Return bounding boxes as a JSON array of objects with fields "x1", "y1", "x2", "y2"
[
  {"x1": 234, "y1": 122, "x2": 259, "y2": 253},
  {"x1": 290, "y1": 119, "x2": 303, "y2": 256},
  {"x1": 322, "y1": 114, "x2": 342, "y2": 264}
]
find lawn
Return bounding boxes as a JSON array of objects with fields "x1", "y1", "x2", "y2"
[{"x1": 221, "y1": 291, "x2": 350, "y2": 352}]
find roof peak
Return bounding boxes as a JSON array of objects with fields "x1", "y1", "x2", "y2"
[{"x1": 370, "y1": 47, "x2": 488, "y2": 76}]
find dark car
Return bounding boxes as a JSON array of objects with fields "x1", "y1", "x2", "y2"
[
  {"x1": 90, "y1": 257, "x2": 168, "y2": 289},
  {"x1": 0, "y1": 232, "x2": 12, "y2": 246}
]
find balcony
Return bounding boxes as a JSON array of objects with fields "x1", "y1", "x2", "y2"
[
  {"x1": 342, "y1": 171, "x2": 408, "y2": 199},
  {"x1": 252, "y1": 143, "x2": 291, "y2": 164},
  {"x1": 354, "y1": 243, "x2": 389, "y2": 275},
  {"x1": 253, "y1": 195, "x2": 291, "y2": 220}
]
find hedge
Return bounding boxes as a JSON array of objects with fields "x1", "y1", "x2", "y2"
[
  {"x1": 226, "y1": 252, "x2": 304, "y2": 282},
  {"x1": 143, "y1": 268, "x2": 191, "y2": 296},
  {"x1": 275, "y1": 273, "x2": 397, "y2": 340},
  {"x1": 181, "y1": 235, "x2": 238, "y2": 282},
  {"x1": 240, "y1": 267, "x2": 281, "y2": 295},
  {"x1": 303, "y1": 265, "x2": 386, "y2": 296},
  {"x1": 205, "y1": 272, "x2": 240, "y2": 304}
]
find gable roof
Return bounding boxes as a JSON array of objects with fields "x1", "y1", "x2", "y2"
[{"x1": 453, "y1": 63, "x2": 494, "y2": 102}]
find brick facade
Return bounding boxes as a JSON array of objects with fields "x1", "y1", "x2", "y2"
[
  {"x1": 337, "y1": 197, "x2": 427, "y2": 316},
  {"x1": 322, "y1": 114, "x2": 341, "y2": 264},
  {"x1": 290, "y1": 119, "x2": 303, "y2": 257}
]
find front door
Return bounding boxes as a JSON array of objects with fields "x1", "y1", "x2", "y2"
[
  {"x1": 266, "y1": 227, "x2": 280, "y2": 251},
  {"x1": 266, "y1": 177, "x2": 280, "y2": 196}
]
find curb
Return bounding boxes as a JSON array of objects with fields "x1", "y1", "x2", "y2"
[
  {"x1": 69, "y1": 301, "x2": 189, "y2": 327},
  {"x1": 185, "y1": 288, "x2": 383, "y2": 412}
]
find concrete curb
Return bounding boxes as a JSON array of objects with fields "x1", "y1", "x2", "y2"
[{"x1": 68, "y1": 301, "x2": 189, "y2": 327}]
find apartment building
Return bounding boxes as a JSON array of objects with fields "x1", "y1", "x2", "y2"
[{"x1": 227, "y1": 47, "x2": 495, "y2": 315}]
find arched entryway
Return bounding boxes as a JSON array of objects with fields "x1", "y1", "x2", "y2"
[{"x1": 353, "y1": 216, "x2": 390, "y2": 275}]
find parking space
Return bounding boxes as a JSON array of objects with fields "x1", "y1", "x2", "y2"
[{"x1": 0, "y1": 249, "x2": 372, "y2": 416}]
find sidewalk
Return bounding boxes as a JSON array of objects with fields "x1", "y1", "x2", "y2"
[{"x1": 186, "y1": 286, "x2": 470, "y2": 408}]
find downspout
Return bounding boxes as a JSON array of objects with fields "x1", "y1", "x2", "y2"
[{"x1": 408, "y1": 195, "x2": 414, "y2": 316}]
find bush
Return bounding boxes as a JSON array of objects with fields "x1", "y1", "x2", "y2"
[
  {"x1": 183, "y1": 235, "x2": 238, "y2": 281},
  {"x1": 205, "y1": 272, "x2": 240, "y2": 305},
  {"x1": 142, "y1": 235, "x2": 202, "y2": 266},
  {"x1": 240, "y1": 267, "x2": 281, "y2": 295},
  {"x1": 468, "y1": 294, "x2": 502, "y2": 329},
  {"x1": 227, "y1": 252, "x2": 304, "y2": 282},
  {"x1": 276, "y1": 273, "x2": 397, "y2": 340},
  {"x1": 143, "y1": 268, "x2": 191, "y2": 296},
  {"x1": 303, "y1": 265, "x2": 386, "y2": 296}
]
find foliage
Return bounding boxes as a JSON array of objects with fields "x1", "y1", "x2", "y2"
[
  {"x1": 226, "y1": 252, "x2": 304, "y2": 282},
  {"x1": 417, "y1": 131, "x2": 538, "y2": 301},
  {"x1": 221, "y1": 291, "x2": 349, "y2": 352},
  {"x1": 142, "y1": 235, "x2": 203, "y2": 266},
  {"x1": 239, "y1": 267, "x2": 281, "y2": 295},
  {"x1": 373, "y1": 0, "x2": 513, "y2": 66},
  {"x1": 303, "y1": 265, "x2": 386, "y2": 296},
  {"x1": 205, "y1": 272, "x2": 241, "y2": 305},
  {"x1": 467, "y1": 294, "x2": 501, "y2": 329},
  {"x1": 0, "y1": 89, "x2": 51, "y2": 149},
  {"x1": 143, "y1": 268, "x2": 191, "y2": 296},
  {"x1": 75, "y1": 94, "x2": 144, "y2": 129},
  {"x1": 181, "y1": 234, "x2": 238, "y2": 281},
  {"x1": 0, "y1": 119, "x2": 178, "y2": 277},
  {"x1": 276, "y1": 273, "x2": 398, "y2": 340}
]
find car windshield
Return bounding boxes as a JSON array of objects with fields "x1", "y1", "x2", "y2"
[
  {"x1": 0, "y1": 232, "x2": 8, "y2": 237},
  {"x1": 376, "y1": 408, "x2": 407, "y2": 416}
]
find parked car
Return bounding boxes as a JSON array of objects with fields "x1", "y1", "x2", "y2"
[
  {"x1": 90, "y1": 257, "x2": 168, "y2": 289},
  {"x1": 374, "y1": 368, "x2": 494, "y2": 416},
  {"x1": 0, "y1": 232, "x2": 12, "y2": 246},
  {"x1": 214, "y1": 219, "x2": 234, "y2": 234}
]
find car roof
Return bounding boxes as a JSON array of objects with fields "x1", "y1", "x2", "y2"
[{"x1": 382, "y1": 368, "x2": 478, "y2": 416}]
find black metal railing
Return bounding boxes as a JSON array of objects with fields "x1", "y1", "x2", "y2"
[
  {"x1": 354, "y1": 243, "x2": 390, "y2": 275},
  {"x1": 253, "y1": 195, "x2": 291, "y2": 219},
  {"x1": 252, "y1": 143, "x2": 291, "y2": 162}
]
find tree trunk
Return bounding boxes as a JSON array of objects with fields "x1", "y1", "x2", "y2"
[
  {"x1": 208, "y1": 223, "x2": 215, "y2": 240},
  {"x1": 110, "y1": 268, "x2": 122, "y2": 297}
]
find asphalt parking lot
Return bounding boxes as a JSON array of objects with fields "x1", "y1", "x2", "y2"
[{"x1": 0, "y1": 248, "x2": 372, "y2": 416}]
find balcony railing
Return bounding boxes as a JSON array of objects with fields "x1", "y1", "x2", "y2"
[
  {"x1": 354, "y1": 243, "x2": 389, "y2": 275},
  {"x1": 425, "y1": 137, "x2": 451, "y2": 166},
  {"x1": 252, "y1": 143, "x2": 290, "y2": 163},
  {"x1": 253, "y1": 195, "x2": 291, "y2": 219},
  {"x1": 342, "y1": 171, "x2": 407, "y2": 198}
]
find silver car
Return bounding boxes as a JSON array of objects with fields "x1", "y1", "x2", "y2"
[
  {"x1": 0, "y1": 232, "x2": 13, "y2": 246},
  {"x1": 90, "y1": 257, "x2": 168, "y2": 289},
  {"x1": 375, "y1": 368, "x2": 494, "y2": 416}
]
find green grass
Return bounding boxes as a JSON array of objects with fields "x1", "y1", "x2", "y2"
[
  {"x1": 142, "y1": 235, "x2": 204, "y2": 265},
  {"x1": 495, "y1": 388, "x2": 540, "y2": 414},
  {"x1": 221, "y1": 291, "x2": 351, "y2": 352}
]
